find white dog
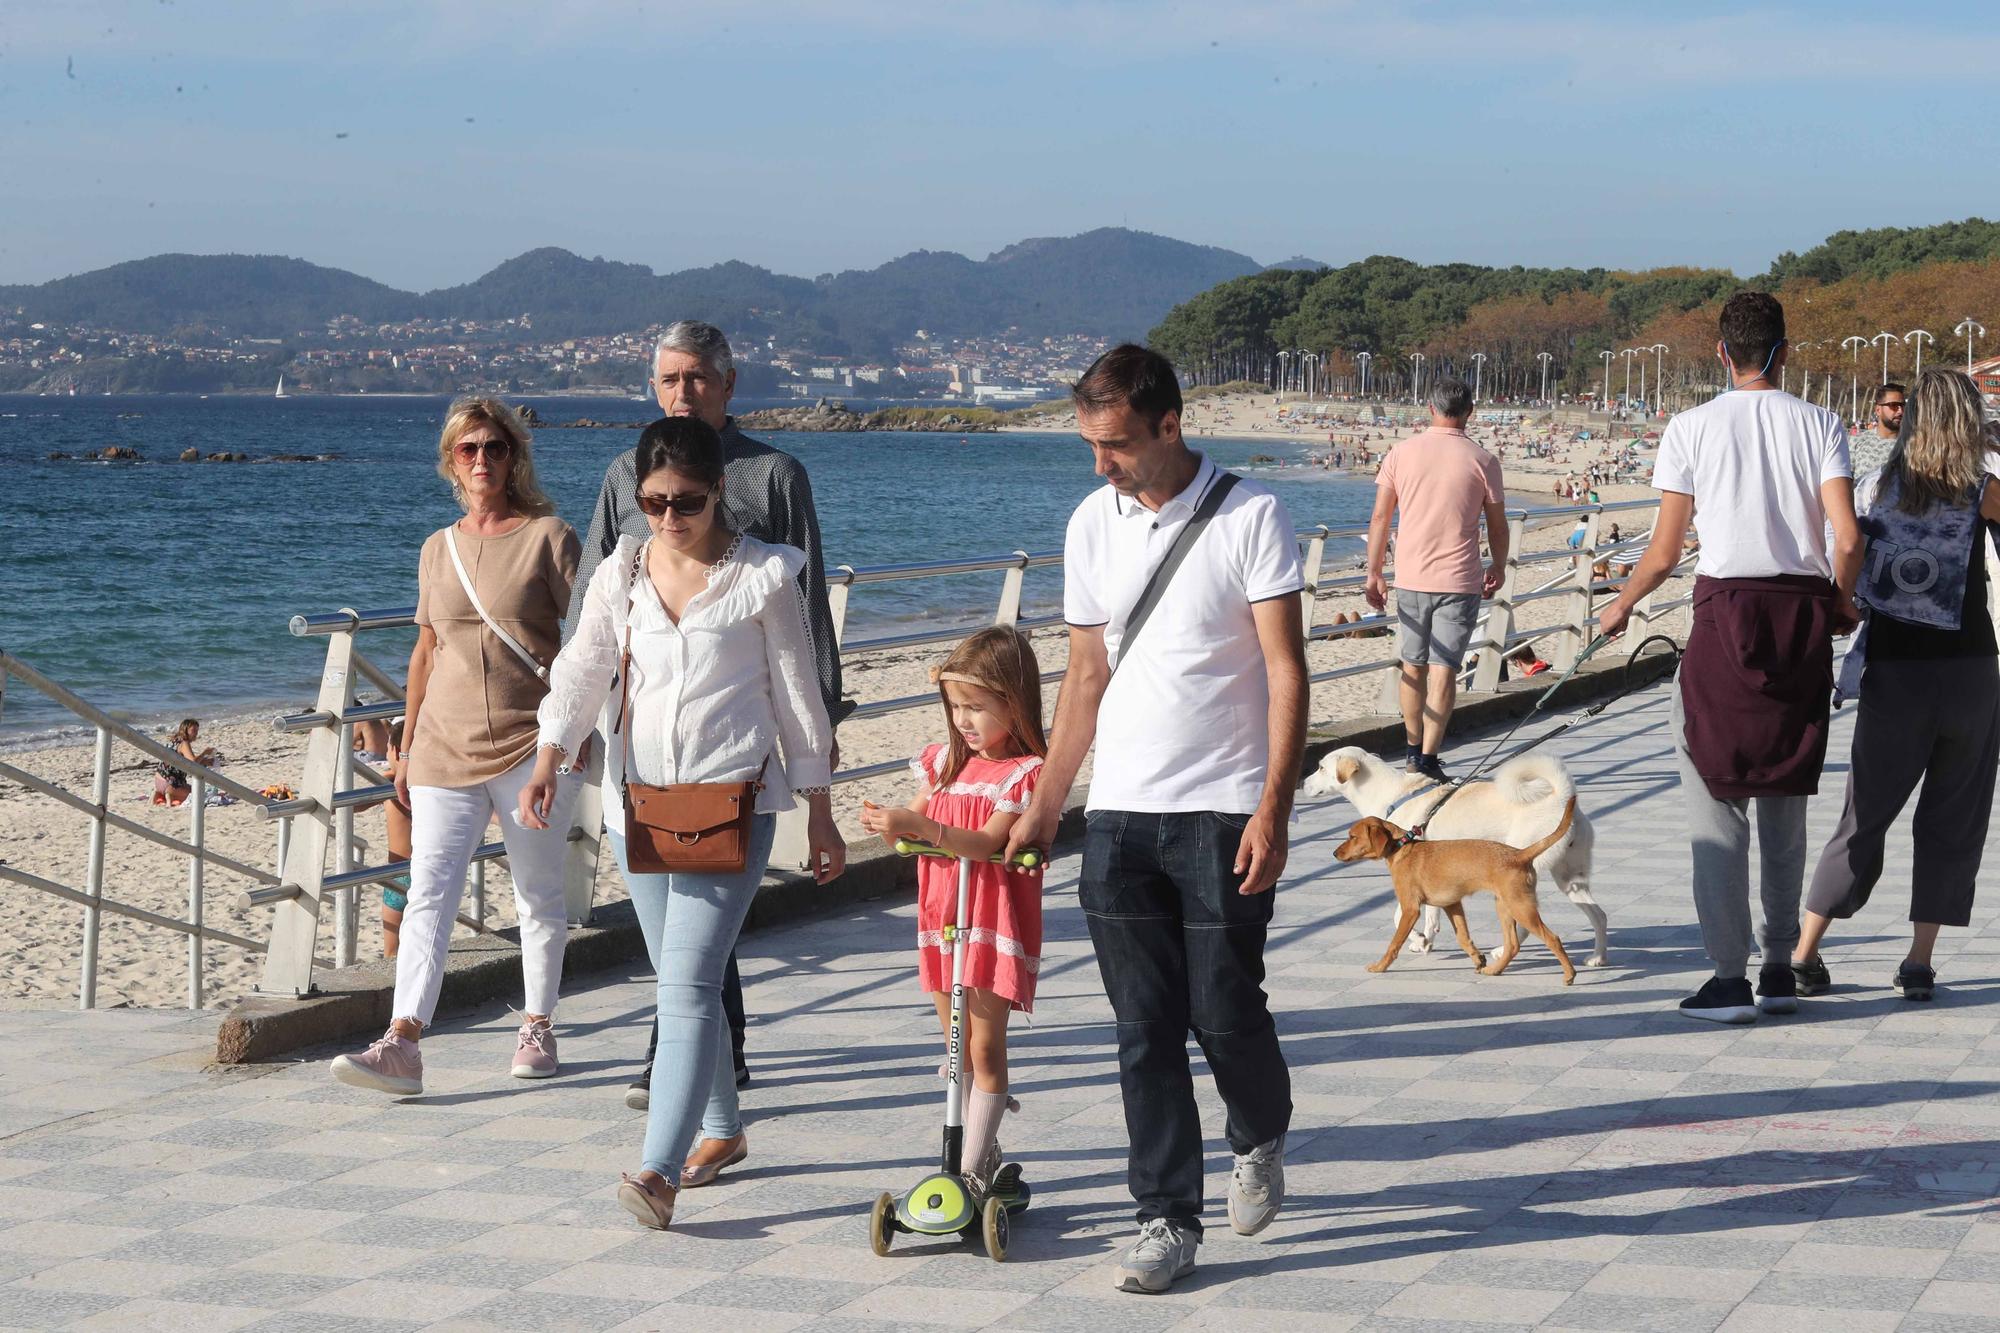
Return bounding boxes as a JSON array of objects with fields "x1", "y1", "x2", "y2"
[{"x1": 1305, "y1": 746, "x2": 1609, "y2": 968}]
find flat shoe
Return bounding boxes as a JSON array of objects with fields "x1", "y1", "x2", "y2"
[
  {"x1": 680, "y1": 1138, "x2": 748, "y2": 1188},
  {"x1": 616, "y1": 1172, "x2": 675, "y2": 1230}
]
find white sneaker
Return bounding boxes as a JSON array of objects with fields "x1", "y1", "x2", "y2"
[
  {"x1": 1228, "y1": 1131, "x2": 1286, "y2": 1235},
  {"x1": 1114, "y1": 1218, "x2": 1199, "y2": 1294}
]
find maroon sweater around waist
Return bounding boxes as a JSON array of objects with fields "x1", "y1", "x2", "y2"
[{"x1": 1679, "y1": 573, "x2": 1838, "y2": 800}]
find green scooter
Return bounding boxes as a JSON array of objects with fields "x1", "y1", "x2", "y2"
[{"x1": 869, "y1": 839, "x2": 1040, "y2": 1262}]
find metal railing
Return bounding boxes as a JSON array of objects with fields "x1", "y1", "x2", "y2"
[
  {"x1": 0, "y1": 651, "x2": 317, "y2": 1009},
  {"x1": 251, "y1": 612, "x2": 600, "y2": 998},
  {"x1": 0, "y1": 489, "x2": 1681, "y2": 1008}
]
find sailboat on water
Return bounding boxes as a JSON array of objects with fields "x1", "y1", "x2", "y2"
[{"x1": 275, "y1": 374, "x2": 287, "y2": 399}]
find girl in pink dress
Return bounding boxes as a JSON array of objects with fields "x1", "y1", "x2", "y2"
[{"x1": 860, "y1": 627, "x2": 1046, "y2": 1188}]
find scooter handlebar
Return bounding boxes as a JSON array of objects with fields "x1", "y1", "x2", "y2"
[{"x1": 894, "y1": 838, "x2": 1043, "y2": 870}]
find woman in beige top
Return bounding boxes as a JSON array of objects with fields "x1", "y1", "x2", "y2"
[{"x1": 331, "y1": 397, "x2": 582, "y2": 1098}]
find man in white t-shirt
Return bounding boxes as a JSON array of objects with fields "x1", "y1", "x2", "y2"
[
  {"x1": 1601, "y1": 291, "x2": 1862, "y2": 1026},
  {"x1": 1007, "y1": 345, "x2": 1306, "y2": 1295}
]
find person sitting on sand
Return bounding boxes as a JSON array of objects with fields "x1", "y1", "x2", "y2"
[{"x1": 153, "y1": 718, "x2": 216, "y2": 806}]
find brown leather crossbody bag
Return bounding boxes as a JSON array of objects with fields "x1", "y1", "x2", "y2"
[{"x1": 615, "y1": 548, "x2": 763, "y2": 875}]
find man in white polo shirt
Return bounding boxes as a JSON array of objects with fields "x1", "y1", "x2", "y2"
[{"x1": 1007, "y1": 344, "x2": 1307, "y2": 1294}]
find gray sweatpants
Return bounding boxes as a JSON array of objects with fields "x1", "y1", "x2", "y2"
[
  {"x1": 1805, "y1": 655, "x2": 1999, "y2": 929},
  {"x1": 1671, "y1": 680, "x2": 1810, "y2": 980}
]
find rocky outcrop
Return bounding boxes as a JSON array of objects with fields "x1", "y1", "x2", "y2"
[
  {"x1": 50, "y1": 449, "x2": 338, "y2": 464},
  {"x1": 737, "y1": 402, "x2": 998, "y2": 434},
  {"x1": 544, "y1": 418, "x2": 647, "y2": 430}
]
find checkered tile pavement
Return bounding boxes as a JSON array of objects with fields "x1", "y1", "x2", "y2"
[{"x1": 1, "y1": 681, "x2": 1998, "y2": 1330}]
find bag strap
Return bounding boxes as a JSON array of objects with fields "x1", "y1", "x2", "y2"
[
  {"x1": 444, "y1": 526, "x2": 548, "y2": 682},
  {"x1": 1110, "y1": 470, "x2": 1240, "y2": 679}
]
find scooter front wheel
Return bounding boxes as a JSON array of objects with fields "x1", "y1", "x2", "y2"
[
  {"x1": 981, "y1": 1194, "x2": 1009, "y2": 1262},
  {"x1": 869, "y1": 1191, "x2": 897, "y2": 1256}
]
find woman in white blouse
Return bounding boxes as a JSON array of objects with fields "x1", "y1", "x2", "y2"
[{"x1": 520, "y1": 417, "x2": 844, "y2": 1231}]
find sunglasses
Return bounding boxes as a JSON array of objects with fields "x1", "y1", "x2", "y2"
[
  {"x1": 454, "y1": 438, "x2": 513, "y2": 462},
  {"x1": 636, "y1": 489, "x2": 716, "y2": 518}
]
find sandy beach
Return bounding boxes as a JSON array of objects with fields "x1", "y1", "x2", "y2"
[{"x1": 0, "y1": 399, "x2": 1686, "y2": 1010}]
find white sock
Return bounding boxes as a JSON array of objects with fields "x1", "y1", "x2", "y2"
[{"x1": 962, "y1": 1086, "x2": 1009, "y2": 1180}]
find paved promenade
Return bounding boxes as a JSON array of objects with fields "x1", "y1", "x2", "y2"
[{"x1": 2, "y1": 680, "x2": 1999, "y2": 1331}]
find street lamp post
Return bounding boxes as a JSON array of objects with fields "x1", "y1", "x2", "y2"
[
  {"x1": 1790, "y1": 340, "x2": 1815, "y2": 399},
  {"x1": 1599, "y1": 349, "x2": 1614, "y2": 411},
  {"x1": 1871, "y1": 331, "x2": 1898, "y2": 384},
  {"x1": 1537, "y1": 351, "x2": 1553, "y2": 405},
  {"x1": 1470, "y1": 351, "x2": 1487, "y2": 403},
  {"x1": 1410, "y1": 352, "x2": 1426, "y2": 405},
  {"x1": 1356, "y1": 351, "x2": 1373, "y2": 398},
  {"x1": 1648, "y1": 343, "x2": 1668, "y2": 415},
  {"x1": 1841, "y1": 335, "x2": 1868, "y2": 422},
  {"x1": 1956, "y1": 318, "x2": 1986, "y2": 371},
  {"x1": 1905, "y1": 329, "x2": 1935, "y2": 378},
  {"x1": 1619, "y1": 347, "x2": 1639, "y2": 405}
]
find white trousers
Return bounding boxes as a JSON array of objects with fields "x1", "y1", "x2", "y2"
[{"x1": 392, "y1": 755, "x2": 580, "y2": 1027}]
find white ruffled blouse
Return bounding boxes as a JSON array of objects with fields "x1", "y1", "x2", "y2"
[{"x1": 536, "y1": 532, "x2": 834, "y2": 835}]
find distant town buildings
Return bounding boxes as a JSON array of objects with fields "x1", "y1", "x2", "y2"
[{"x1": 0, "y1": 307, "x2": 1101, "y2": 400}]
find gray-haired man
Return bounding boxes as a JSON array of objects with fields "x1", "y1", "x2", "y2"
[{"x1": 568, "y1": 321, "x2": 847, "y2": 1123}]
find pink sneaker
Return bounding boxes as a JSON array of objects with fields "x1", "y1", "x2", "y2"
[
  {"x1": 330, "y1": 1031, "x2": 423, "y2": 1095},
  {"x1": 511, "y1": 1018, "x2": 559, "y2": 1079}
]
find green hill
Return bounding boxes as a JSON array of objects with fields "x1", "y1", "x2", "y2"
[{"x1": 0, "y1": 228, "x2": 1263, "y2": 355}]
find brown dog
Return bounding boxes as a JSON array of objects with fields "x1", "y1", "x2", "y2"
[{"x1": 1335, "y1": 797, "x2": 1578, "y2": 984}]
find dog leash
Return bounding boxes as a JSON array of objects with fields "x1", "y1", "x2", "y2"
[{"x1": 1403, "y1": 633, "x2": 1680, "y2": 842}]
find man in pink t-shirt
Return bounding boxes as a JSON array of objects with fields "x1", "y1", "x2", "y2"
[{"x1": 1364, "y1": 377, "x2": 1508, "y2": 779}]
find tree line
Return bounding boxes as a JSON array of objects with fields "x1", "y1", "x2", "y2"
[{"x1": 1148, "y1": 218, "x2": 2000, "y2": 413}]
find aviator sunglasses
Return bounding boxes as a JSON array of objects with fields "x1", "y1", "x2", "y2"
[
  {"x1": 453, "y1": 438, "x2": 513, "y2": 462},
  {"x1": 636, "y1": 488, "x2": 717, "y2": 518}
]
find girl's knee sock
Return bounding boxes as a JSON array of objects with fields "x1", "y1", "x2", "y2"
[{"x1": 962, "y1": 1086, "x2": 1009, "y2": 1181}]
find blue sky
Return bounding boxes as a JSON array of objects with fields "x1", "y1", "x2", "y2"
[{"x1": 2, "y1": 0, "x2": 1993, "y2": 290}]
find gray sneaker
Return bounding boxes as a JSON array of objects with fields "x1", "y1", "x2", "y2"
[
  {"x1": 1114, "y1": 1218, "x2": 1199, "y2": 1294},
  {"x1": 1228, "y1": 1132, "x2": 1286, "y2": 1235}
]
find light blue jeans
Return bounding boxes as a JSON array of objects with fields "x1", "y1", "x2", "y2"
[{"x1": 610, "y1": 815, "x2": 776, "y2": 1177}]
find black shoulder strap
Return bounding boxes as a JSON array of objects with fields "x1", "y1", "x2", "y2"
[{"x1": 1111, "y1": 471, "x2": 1240, "y2": 679}]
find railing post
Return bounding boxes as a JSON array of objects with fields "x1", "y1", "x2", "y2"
[
  {"x1": 994, "y1": 553, "x2": 1027, "y2": 627},
  {"x1": 470, "y1": 858, "x2": 487, "y2": 928},
  {"x1": 1471, "y1": 514, "x2": 1525, "y2": 692},
  {"x1": 1299, "y1": 529, "x2": 1328, "y2": 638},
  {"x1": 1629, "y1": 499, "x2": 1661, "y2": 634},
  {"x1": 334, "y1": 721, "x2": 356, "y2": 970},
  {"x1": 276, "y1": 816, "x2": 292, "y2": 885},
  {"x1": 188, "y1": 777, "x2": 206, "y2": 1009},
  {"x1": 1552, "y1": 511, "x2": 1600, "y2": 670},
  {"x1": 78, "y1": 725, "x2": 112, "y2": 1010},
  {"x1": 563, "y1": 745, "x2": 603, "y2": 927},
  {"x1": 262, "y1": 627, "x2": 356, "y2": 996},
  {"x1": 828, "y1": 568, "x2": 853, "y2": 646}
]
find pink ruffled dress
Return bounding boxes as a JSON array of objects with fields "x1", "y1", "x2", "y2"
[{"x1": 911, "y1": 743, "x2": 1044, "y2": 1012}]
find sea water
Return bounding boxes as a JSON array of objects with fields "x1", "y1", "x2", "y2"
[{"x1": 0, "y1": 394, "x2": 1373, "y2": 741}]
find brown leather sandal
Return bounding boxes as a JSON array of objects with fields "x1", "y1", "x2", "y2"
[
  {"x1": 616, "y1": 1171, "x2": 676, "y2": 1230},
  {"x1": 680, "y1": 1135, "x2": 749, "y2": 1188}
]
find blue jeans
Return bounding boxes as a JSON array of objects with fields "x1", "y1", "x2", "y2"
[
  {"x1": 1080, "y1": 809, "x2": 1292, "y2": 1232},
  {"x1": 610, "y1": 815, "x2": 776, "y2": 1177}
]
